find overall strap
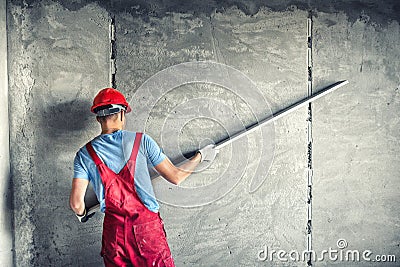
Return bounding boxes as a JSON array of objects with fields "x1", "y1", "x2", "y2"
[
  {"x1": 85, "y1": 132, "x2": 142, "y2": 167},
  {"x1": 86, "y1": 142, "x2": 103, "y2": 166},
  {"x1": 129, "y1": 132, "x2": 143, "y2": 163}
]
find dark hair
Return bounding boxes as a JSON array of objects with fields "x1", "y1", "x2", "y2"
[
  {"x1": 93, "y1": 104, "x2": 127, "y2": 113},
  {"x1": 97, "y1": 113, "x2": 119, "y2": 123}
]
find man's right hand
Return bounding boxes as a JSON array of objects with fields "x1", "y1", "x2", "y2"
[{"x1": 198, "y1": 144, "x2": 219, "y2": 163}]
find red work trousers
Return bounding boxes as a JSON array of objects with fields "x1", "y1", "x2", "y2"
[{"x1": 86, "y1": 132, "x2": 175, "y2": 267}]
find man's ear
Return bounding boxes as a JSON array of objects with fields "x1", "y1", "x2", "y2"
[{"x1": 96, "y1": 116, "x2": 100, "y2": 123}]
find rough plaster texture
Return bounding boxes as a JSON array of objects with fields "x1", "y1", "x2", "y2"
[
  {"x1": 0, "y1": 0, "x2": 12, "y2": 265},
  {"x1": 312, "y1": 11, "x2": 400, "y2": 266},
  {"x1": 115, "y1": 6, "x2": 308, "y2": 266},
  {"x1": 8, "y1": 1, "x2": 109, "y2": 266},
  {"x1": 5, "y1": 0, "x2": 400, "y2": 266}
]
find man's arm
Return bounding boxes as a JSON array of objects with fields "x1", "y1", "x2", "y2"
[
  {"x1": 69, "y1": 178, "x2": 89, "y2": 215},
  {"x1": 154, "y1": 153, "x2": 202, "y2": 185}
]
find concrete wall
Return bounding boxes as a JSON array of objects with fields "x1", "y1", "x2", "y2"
[
  {"x1": 7, "y1": 1, "x2": 110, "y2": 266},
  {"x1": 115, "y1": 5, "x2": 308, "y2": 267},
  {"x1": 312, "y1": 10, "x2": 400, "y2": 266},
  {"x1": 6, "y1": 0, "x2": 400, "y2": 266}
]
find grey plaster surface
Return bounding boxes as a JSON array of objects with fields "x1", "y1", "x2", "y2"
[
  {"x1": 7, "y1": 1, "x2": 109, "y2": 266},
  {"x1": 312, "y1": 11, "x2": 400, "y2": 266},
  {"x1": 5, "y1": 0, "x2": 400, "y2": 266},
  {"x1": 116, "y1": 6, "x2": 308, "y2": 266}
]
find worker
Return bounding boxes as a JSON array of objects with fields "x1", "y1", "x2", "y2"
[{"x1": 69, "y1": 88, "x2": 218, "y2": 267}]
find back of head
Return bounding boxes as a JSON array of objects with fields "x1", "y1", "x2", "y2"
[{"x1": 91, "y1": 88, "x2": 132, "y2": 116}]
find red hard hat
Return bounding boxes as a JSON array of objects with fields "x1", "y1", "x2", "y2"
[{"x1": 91, "y1": 88, "x2": 132, "y2": 114}]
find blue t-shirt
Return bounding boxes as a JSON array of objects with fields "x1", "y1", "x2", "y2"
[{"x1": 73, "y1": 130, "x2": 166, "y2": 213}]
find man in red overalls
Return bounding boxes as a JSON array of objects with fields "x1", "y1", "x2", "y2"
[{"x1": 69, "y1": 88, "x2": 218, "y2": 266}]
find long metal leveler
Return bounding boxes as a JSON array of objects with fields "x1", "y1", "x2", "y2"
[
  {"x1": 84, "y1": 80, "x2": 349, "y2": 212},
  {"x1": 215, "y1": 80, "x2": 349, "y2": 149}
]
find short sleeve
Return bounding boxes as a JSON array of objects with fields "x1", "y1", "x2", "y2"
[
  {"x1": 73, "y1": 150, "x2": 89, "y2": 179},
  {"x1": 143, "y1": 134, "x2": 166, "y2": 167}
]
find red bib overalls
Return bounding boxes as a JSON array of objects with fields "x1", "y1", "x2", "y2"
[{"x1": 86, "y1": 133, "x2": 175, "y2": 267}]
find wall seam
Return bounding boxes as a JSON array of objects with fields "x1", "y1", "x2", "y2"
[
  {"x1": 110, "y1": 14, "x2": 116, "y2": 88},
  {"x1": 1, "y1": 0, "x2": 13, "y2": 265},
  {"x1": 306, "y1": 12, "x2": 313, "y2": 267}
]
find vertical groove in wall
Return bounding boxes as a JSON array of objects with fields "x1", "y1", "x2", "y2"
[
  {"x1": 0, "y1": 0, "x2": 13, "y2": 265},
  {"x1": 306, "y1": 12, "x2": 313, "y2": 267},
  {"x1": 110, "y1": 14, "x2": 117, "y2": 88}
]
